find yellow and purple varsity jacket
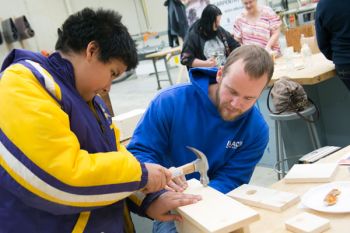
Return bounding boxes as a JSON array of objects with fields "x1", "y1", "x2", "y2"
[{"x1": 0, "y1": 49, "x2": 155, "y2": 233}]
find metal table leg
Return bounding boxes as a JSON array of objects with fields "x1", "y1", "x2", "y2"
[
  {"x1": 163, "y1": 57, "x2": 173, "y2": 85},
  {"x1": 151, "y1": 58, "x2": 162, "y2": 90}
]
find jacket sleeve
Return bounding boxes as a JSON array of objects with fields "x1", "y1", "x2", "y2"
[
  {"x1": 0, "y1": 64, "x2": 147, "y2": 215},
  {"x1": 224, "y1": 29, "x2": 240, "y2": 53},
  {"x1": 315, "y1": 2, "x2": 333, "y2": 60},
  {"x1": 181, "y1": 30, "x2": 200, "y2": 68},
  {"x1": 209, "y1": 124, "x2": 269, "y2": 194}
]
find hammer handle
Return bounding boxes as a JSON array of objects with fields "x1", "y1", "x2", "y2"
[{"x1": 171, "y1": 162, "x2": 196, "y2": 177}]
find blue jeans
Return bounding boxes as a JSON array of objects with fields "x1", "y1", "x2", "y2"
[{"x1": 153, "y1": 220, "x2": 177, "y2": 233}]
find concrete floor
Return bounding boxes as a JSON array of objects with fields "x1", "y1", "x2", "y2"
[{"x1": 110, "y1": 59, "x2": 278, "y2": 232}]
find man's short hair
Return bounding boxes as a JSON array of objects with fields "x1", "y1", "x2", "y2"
[
  {"x1": 55, "y1": 8, "x2": 138, "y2": 71},
  {"x1": 222, "y1": 45, "x2": 274, "y2": 82}
]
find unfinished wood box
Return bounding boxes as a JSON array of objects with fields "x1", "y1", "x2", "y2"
[
  {"x1": 112, "y1": 109, "x2": 145, "y2": 141},
  {"x1": 227, "y1": 184, "x2": 300, "y2": 212},
  {"x1": 175, "y1": 179, "x2": 259, "y2": 233},
  {"x1": 285, "y1": 212, "x2": 330, "y2": 233}
]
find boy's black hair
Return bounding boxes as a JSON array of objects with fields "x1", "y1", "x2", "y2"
[
  {"x1": 198, "y1": 4, "x2": 222, "y2": 39},
  {"x1": 55, "y1": 8, "x2": 138, "y2": 70}
]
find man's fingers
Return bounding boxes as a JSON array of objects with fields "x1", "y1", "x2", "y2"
[
  {"x1": 164, "y1": 167, "x2": 172, "y2": 183},
  {"x1": 165, "y1": 185, "x2": 175, "y2": 192},
  {"x1": 167, "y1": 180, "x2": 184, "y2": 192}
]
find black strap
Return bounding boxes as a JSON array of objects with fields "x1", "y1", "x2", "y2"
[
  {"x1": 218, "y1": 30, "x2": 231, "y2": 57},
  {"x1": 267, "y1": 83, "x2": 289, "y2": 114},
  {"x1": 294, "y1": 97, "x2": 320, "y2": 123}
]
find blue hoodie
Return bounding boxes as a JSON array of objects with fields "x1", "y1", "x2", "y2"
[{"x1": 128, "y1": 67, "x2": 269, "y2": 193}]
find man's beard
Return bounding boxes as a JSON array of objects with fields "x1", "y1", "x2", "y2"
[{"x1": 215, "y1": 84, "x2": 243, "y2": 121}]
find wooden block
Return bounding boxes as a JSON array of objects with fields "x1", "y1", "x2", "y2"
[
  {"x1": 285, "y1": 212, "x2": 330, "y2": 233},
  {"x1": 227, "y1": 184, "x2": 299, "y2": 212},
  {"x1": 112, "y1": 109, "x2": 145, "y2": 141},
  {"x1": 175, "y1": 179, "x2": 259, "y2": 233},
  {"x1": 284, "y1": 163, "x2": 338, "y2": 183}
]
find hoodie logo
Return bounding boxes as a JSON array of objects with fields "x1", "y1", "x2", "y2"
[{"x1": 226, "y1": 140, "x2": 243, "y2": 149}]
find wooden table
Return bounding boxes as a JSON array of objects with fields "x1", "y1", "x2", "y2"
[
  {"x1": 249, "y1": 146, "x2": 350, "y2": 233},
  {"x1": 145, "y1": 46, "x2": 182, "y2": 89},
  {"x1": 269, "y1": 53, "x2": 336, "y2": 86}
]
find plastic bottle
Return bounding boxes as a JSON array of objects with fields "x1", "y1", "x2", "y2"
[
  {"x1": 300, "y1": 34, "x2": 312, "y2": 67},
  {"x1": 289, "y1": 14, "x2": 296, "y2": 28}
]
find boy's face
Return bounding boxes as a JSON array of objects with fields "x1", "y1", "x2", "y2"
[
  {"x1": 74, "y1": 43, "x2": 127, "y2": 102},
  {"x1": 215, "y1": 59, "x2": 267, "y2": 121}
]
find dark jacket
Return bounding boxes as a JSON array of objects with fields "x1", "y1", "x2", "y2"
[
  {"x1": 181, "y1": 20, "x2": 240, "y2": 69},
  {"x1": 165, "y1": 0, "x2": 188, "y2": 47},
  {"x1": 315, "y1": 0, "x2": 350, "y2": 68}
]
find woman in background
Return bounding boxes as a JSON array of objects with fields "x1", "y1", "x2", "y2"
[
  {"x1": 233, "y1": 0, "x2": 281, "y2": 56},
  {"x1": 181, "y1": 4, "x2": 240, "y2": 69}
]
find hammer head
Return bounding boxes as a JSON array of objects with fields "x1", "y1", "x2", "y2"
[{"x1": 187, "y1": 146, "x2": 209, "y2": 187}]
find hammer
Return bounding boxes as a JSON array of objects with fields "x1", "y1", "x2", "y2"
[{"x1": 171, "y1": 146, "x2": 209, "y2": 186}]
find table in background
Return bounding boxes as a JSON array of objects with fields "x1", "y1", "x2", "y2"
[
  {"x1": 145, "y1": 46, "x2": 182, "y2": 89},
  {"x1": 269, "y1": 52, "x2": 336, "y2": 86}
]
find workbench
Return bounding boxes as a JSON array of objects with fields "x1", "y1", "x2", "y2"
[
  {"x1": 145, "y1": 46, "x2": 182, "y2": 89},
  {"x1": 269, "y1": 52, "x2": 336, "y2": 86},
  {"x1": 249, "y1": 145, "x2": 350, "y2": 233}
]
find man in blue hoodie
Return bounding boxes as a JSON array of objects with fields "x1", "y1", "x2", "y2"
[{"x1": 128, "y1": 45, "x2": 274, "y2": 232}]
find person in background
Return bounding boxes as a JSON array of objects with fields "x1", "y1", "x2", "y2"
[
  {"x1": 164, "y1": 0, "x2": 189, "y2": 47},
  {"x1": 128, "y1": 45, "x2": 274, "y2": 233},
  {"x1": 181, "y1": 4, "x2": 240, "y2": 69},
  {"x1": 0, "y1": 8, "x2": 201, "y2": 233},
  {"x1": 315, "y1": 0, "x2": 350, "y2": 91},
  {"x1": 233, "y1": 0, "x2": 281, "y2": 56}
]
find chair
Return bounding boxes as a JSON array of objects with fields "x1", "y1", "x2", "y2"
[{"x1": 269, "y1": 105, "x2": 321, "y2": 180}]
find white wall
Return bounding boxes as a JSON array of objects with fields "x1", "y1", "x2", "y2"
[
  {"x1": 0, "y1": 0, "x2": 168, "y2": 61},
  {"x1": 0, "y1": 0, "x2": 271, "y2": 61}
]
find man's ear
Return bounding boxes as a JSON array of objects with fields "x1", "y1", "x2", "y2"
[
  {"x1": 86, "y1": 41, "x2": 98, "y2": 61},
  {"x1": 216, "y1": 66, "x2": 224, "y2": 83}
]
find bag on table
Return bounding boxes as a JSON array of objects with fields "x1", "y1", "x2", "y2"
[{"x1": 267, "y1": 76, "x2": 319, "y2": 122}]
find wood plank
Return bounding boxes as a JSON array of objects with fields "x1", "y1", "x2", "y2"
[
  {"x1": 227, "y1": 184, "x2": 300, "y2": 212},
  {"x1": 285, "y1": 212, "x2": 330, "y2": 233},
  {"x1": 284, "y1": 163, "x2": 338, "y2": 183},
  {"x1": 176, "y1": 179, "x2": 259, "y2": 233}
]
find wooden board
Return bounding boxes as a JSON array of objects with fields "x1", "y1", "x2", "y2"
[
  {"x1": 285, "y1": 212, "x2": 330, "y2": 233},
  {"x1": 112, "y1": 109, "x2": 145, "y2": 141},
  {"x1": 175, "y1": 179, "x2": 259, "y2": 233},
  {"x1": 227, "y1": 184, "x2": 300, "y2": 212},
  {"x1": 284, "y1": 163, "x2": 338, "y2": 183}
]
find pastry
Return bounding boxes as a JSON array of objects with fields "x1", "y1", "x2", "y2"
[{"x1": 324, "y1": 188, "x2": 341, "y2": 206}]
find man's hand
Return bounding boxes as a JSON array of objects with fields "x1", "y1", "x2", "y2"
[
  {"x1": 166, "y1": 168, "x2": 188, "y2": 192},
  {"x1": 144, "y1": 163, "x2": 172, "y2": 194},
  {"x1": 146, "y1": 191, "x2": 202, "y2": 222}
]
